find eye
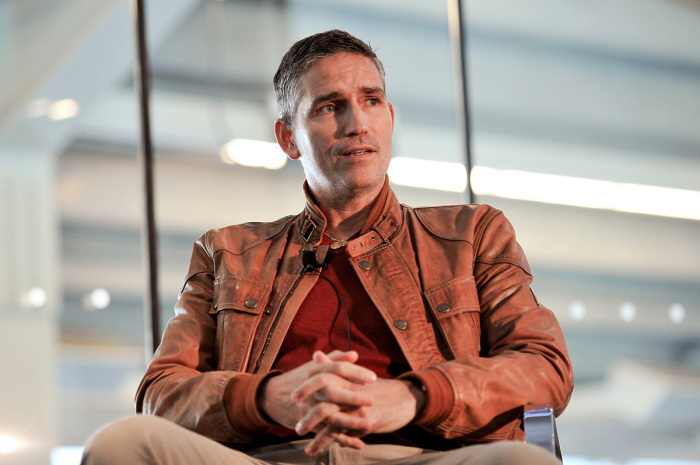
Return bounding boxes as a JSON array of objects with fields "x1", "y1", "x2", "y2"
[
  {"x1": 319, "y1": 103, "x2": 336, "y2": 113},
  {"x1": 367, "y1": 97, "x2": 380, "y2": 105}
]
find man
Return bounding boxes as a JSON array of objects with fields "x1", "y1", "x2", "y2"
[{"x1": 82, "y1": 29, "x2": 573, "y2": 465}]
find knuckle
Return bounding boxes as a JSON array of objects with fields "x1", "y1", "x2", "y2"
[
  {"x1": 330, "y1": 362, "x2": 349, "y2": 376},
  {"x1": 317, "y1": 403, "x2": 336, "y2": 417},
  {"x1": 317, "y1": 373, "x2": 336, "y2": 385}
]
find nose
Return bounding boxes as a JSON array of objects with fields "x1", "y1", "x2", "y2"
[{"x1": 343, "y1": 102, "x2": 369, "y2": 136}]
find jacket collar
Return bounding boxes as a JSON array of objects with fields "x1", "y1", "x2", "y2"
[{"x1": 298, "y1": 177, "x2": 402, "y2": 248}]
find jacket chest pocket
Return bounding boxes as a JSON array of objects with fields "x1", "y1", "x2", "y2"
[
  {"x1": 209, "y1": 276, "x2": 272, "y2": 372},
  {"x1": 424, "y1": 276, "x2": 481, "y2": 358}
]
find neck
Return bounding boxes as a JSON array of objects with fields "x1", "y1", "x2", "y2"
[
  {"x1": 313, "y1": 184, "x2": 383, "y2": 240},
  {"x1": 323, "y1": 206, "x2": 371, "y2": 240}
]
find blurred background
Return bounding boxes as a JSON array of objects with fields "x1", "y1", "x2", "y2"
[{"x1": 1, "y1": 0, "x2": 699, "y2": 464}]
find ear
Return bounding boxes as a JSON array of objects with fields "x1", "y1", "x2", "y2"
[
  {"x1": 388, "y1": 101, "x2": 395, "y2": 132},
  {"x1": 274, "y1": 119, "x2": 301, "y2": 160}
]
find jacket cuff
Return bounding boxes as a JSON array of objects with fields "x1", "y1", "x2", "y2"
[
  {"x1": 399, "y1": 368, "x2": 454, "y2": 427},
  {"x1": 224, "y1": 371, "x2": 280, "y2": 434}
]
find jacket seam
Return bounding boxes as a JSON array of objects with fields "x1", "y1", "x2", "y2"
[
  {"x1": 214, "y1": 275, "x2": 271, "y2": 288},
  {"x1": 181, "y1": 269, "x2": 213, "y2": 293},
  {"x1": 208, "y1": 216, "x2": 295, "y2": 255},
  {"x1": 473, "y1": 257, "x2": 533, "y2": 277},
  {"x1": 472, "y1": 208, "x2": 502, "y2": 258},
  {"x1": 424, "y1": 276, "x2": 474, "y2": 295},
  {"x1": 412, "y1": 206, "x2": 476, "y2": 243}
]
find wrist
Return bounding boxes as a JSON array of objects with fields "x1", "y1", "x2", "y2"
[
  {"x1": 255, "y1": 370, "x2": 283, "y2": 425},
  {"x1": 404, "y1": 378, "x2": 427, "y2": 418},
  {"x1": 398, "y1": 369, "x2": 454, "y2": 427}
]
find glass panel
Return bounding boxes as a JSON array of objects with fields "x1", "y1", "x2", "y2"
[
  {"x1": 466, "y1": 1, "x2": 700, "y2": 463},
  {"x1": 1, "y1": 1, "x2": 146, "y2": 463}
]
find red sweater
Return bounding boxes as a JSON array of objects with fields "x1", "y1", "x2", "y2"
[{"x1": 273, "y1": 234, "x2": 410, "y2": 378}]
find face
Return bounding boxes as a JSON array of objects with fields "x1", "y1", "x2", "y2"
[{"x1": 275, "y1": 53, "x2": 395, "y2": 202}]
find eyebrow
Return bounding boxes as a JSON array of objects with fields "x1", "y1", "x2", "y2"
[
  {"x1": 309, "y1": 92, "x2": 341, "y2": 111},
  {"x1": 309, "y1": 87, "x2": 386, "y2": 111}
]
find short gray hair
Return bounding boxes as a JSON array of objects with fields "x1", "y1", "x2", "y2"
[{"x1": 273, "y1": 29, "x2": 386, "y2": 127}]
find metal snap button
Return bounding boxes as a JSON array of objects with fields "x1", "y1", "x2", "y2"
[
  {"x1": 437, "y1": 303, "x2": 450, "y2": 313},
  {"x1": 244, "y1": 298, "x2": 258, "y2": 309},
  {"x1": 359, "y1": 260, "x2": 371, "y2": 270},
  {"x1": 394, "y1": 319, "x2": 408, "y2": 330}
]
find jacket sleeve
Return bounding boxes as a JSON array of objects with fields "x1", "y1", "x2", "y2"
[
  {"x1": 402, "y1": 209, "x2": 574, "y2": 442},
  {"x1": 134, "y1": 236, "x2": 276, "y2": 444}
]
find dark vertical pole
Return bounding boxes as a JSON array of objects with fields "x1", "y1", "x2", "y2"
[
  {"x1": 130, "y1": 0, "x2": 161, "y2": 358},
  {"x1": 448, "y1": 0, "x2": 475, "y2": 204}
]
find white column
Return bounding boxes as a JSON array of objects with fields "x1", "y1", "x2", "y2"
[{"x1": 0, "y1": 150, "x2": 60, "y2": 465}]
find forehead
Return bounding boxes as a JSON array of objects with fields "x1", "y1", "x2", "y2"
[{"x1": 298, "y1": 53, "x2": 384, "y2": 100}]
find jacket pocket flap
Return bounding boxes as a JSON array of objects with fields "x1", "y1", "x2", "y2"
[
  {"x1": 210, "y1": 276, "x2": 272, "y2": 315},
  {"x1": 424, "y1": 276, "x2": 480, "y2": 321}
]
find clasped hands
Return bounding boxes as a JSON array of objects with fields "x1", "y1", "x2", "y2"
[{"x1": 258, "y1": 350, "x2": 424, "y2": 456}]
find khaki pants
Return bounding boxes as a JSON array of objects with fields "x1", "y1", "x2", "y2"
[{"x1": 81, "y1": 415, "x2": 561, "y2": 465}]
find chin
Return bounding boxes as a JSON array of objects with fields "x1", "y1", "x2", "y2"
[{"x1": 345, "y1": 176, "x2": 384, "y2": 191}]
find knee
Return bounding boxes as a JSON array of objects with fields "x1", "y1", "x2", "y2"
[{"x1": 81, "y1": 415, "x2": 170, "y2": 465}]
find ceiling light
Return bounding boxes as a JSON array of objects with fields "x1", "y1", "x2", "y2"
[
  {"x1": 569, "y1": 301, "x2": 586, "y2": 321},
  {"x1": 668, "y1": 303, "x2": 686, "y2": 324},
  {"x1": 388, "y1": 157, "x2": 467, "y2": 192},
  {"x1": 471, "y1": 166, "x2": 700, "y2": 221},
  {"x1": 220, "y1": 139, "x2": 287, "y2": 170},
  {"x1": 83, "y1": 288, "x2": 111, "y2": 311},
  {"x1": 619, "y1": 302, "x2": 637, "y2": 323},
  {"x1": 48, "y1": 99, "x2": 80, "y2": 121},
  {"x1": 21, "y1": 287, "x2": 47, "y2": 309},
  {"x1": 0, "y1": 434, "x2": 22, "y2": 454}
]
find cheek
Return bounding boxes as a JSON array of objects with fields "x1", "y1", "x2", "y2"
[
  {"x1": 379, "y1": 114, "x2": 394, "y2": 140},
  {"x1": 293, "y1": 131, "x2": 315, "y2": 156}
]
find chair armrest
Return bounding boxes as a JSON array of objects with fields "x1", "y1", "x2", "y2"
[{"x1": 523, "y1": 405, "x2": 562, "y2": 460}]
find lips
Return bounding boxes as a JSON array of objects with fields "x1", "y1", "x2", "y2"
[
  {"x1": 343, "y1": 148, "x2": 373, "y2": 156},
  {"x1": 338, "y1": 141, "x2": 376, "y2": 156},
  {"x1": 335, "y1": 137, "x2": 378, "y2": 157}
]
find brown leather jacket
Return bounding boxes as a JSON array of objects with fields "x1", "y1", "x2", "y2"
[{"x1": 136, "y1": 186, "x2": 573, "y2": 448}]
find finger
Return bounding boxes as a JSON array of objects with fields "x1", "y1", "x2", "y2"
[
  {"x1": 296, "y1": 406, "x2": 373, "y2": 437},
  {"x1": 312, "y1": 385, "x2": 374, "y2": 407},
  {"x1": 303, "y1": 427, "x2": 337, "y2": 456},
  {"x1": 295, "y1": 402, "x2": 340, "y2": 436},
  {"x1": 291, "y1": 372, "x2": 374, "y2": 404},
  {"x1": 334, "y1": 432, "x2": 365, "y2": 450},
  {"x1": 304, "y1": 427, "x2": 365, "y2": 456},
  {"x1": 328, "y1": 360, "x2": 377, "y2": 384},
  {"x1": 307, "y1": 352, "x2": 375, "y2": 384},
  {"x1": 313, "y1": 350, "x2": 358, "y2": 364},
  {"x1": 291, "y1": 357, "x2": 377, "y2": 403}
]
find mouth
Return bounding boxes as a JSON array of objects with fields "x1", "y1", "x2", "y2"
[{"x1": 341, "y1": 147, "x2": 374, "y2": 156}]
